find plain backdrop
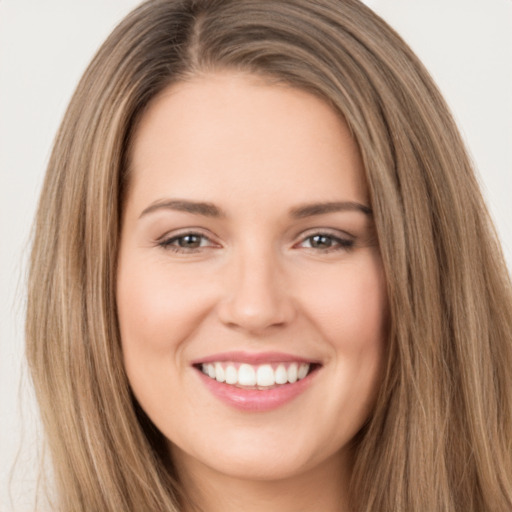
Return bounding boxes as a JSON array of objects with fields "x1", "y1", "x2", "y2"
[{"x1": 1, "y1": 1, "x2": 511, "y2": 510}]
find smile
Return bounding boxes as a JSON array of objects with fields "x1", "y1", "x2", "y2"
[
  {"x1": 200, "y1": 362, "x2": 311, "y2": 389},
  {"x1": 193, "y1": 353, "x2": 321, "y2": 412}
]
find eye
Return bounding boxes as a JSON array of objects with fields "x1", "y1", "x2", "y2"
[
  {"x1": 297, "y1": 232, "x2": 355, "y2": 252},
  {"x1": 158, "y1": 232, "x2": 217, "y2": 252}
]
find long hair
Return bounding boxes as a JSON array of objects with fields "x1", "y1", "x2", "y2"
[{"x1": 26, "y1": 0, "x2": 512, "y2": 510}]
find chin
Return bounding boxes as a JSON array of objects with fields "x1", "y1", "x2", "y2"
[{"x1": 168, "y1": 427, "x2": 342, "y2": 484}]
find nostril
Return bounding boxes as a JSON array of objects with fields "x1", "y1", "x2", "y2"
[
  {"x1": 217, "y1": 294, "x2": 296, "y2": 333},
  {"x1": 215, "y1": 262, "x2": 296, "y2": 332}
]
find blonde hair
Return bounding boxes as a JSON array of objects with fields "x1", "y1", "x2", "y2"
[{"x1": 26, "y1": 0, "x2": 512, "y2": 510}]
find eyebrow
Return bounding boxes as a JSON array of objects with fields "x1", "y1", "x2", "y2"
[
  {"x1": 139, "y1": 199, "x2": 225, "y2": 219},
  {"x1": 289, "y1": 201, "x2": 372, "y2": 218},
  {"x1": 138, "y1": 198, "x2": 372, "y2": 220}
]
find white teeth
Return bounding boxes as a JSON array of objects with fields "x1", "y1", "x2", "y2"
[
  {"x1": 200, "y1": 362, "x2": 312, "y2": 388},
  {"x1": 256, "y1": 364, "x2": 275, "y2": 387},
  {"x1": 275, "y1": 365, "x2": 288, "y2": 384},
  {"x1": 215, "y1": 363, "x2": 225, "y2": 383},
  {"x1": 238, "y1": 364, "x2": 256, "y2": 386},
  {"x1": 225, "y1": 365, "x2": 238, "y2": 384},
  {"x1": 298, "y1": 363, "x2": 309, "y2": 380},
  {"x1": 287, "y1": 363, "x2": 298, "y2": 383}
]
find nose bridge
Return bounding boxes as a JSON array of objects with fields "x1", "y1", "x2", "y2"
[{"x1": 218, "y1": 240, "x2": 294, "y2": 332}]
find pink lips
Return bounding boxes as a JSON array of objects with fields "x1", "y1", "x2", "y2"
[
  {"x1": 194, "y1": 351, "x2": 315, "y2": 365},
  {"x1": 193, "y1": 351, "x2": 319, "y2": 412}
]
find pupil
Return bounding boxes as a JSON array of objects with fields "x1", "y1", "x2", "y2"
[
  {"x1": 311, "y1": 235, "x2": 332, "y2": 248},
  {"x1": 179, "y1": 235, "x2": 201, "y2": 248}
]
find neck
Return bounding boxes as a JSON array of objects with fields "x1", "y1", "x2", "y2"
[{"x1": 174, "y1": 449, "x2": 352, "y2": 512}]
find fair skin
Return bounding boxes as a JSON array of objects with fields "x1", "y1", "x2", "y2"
[{"x1": 117, "y1": 72, "x2": 387, "y2": 512}]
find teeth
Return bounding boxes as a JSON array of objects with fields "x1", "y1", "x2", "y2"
[
  {"x1": 287, "y1": 364, "x2": 298, "y2": 383},
  {"x1": 225, "y1": 365, "x2": 238, "y2": 384},
  {"x1": 215, "y1": 363, "x2": 225, "y2": 383},
  {"x1": 275, "y1": 365, "x2": 288, "y2": 384},
  {"x1": 200, "y1": 362, "x2": 311, "y2": 388},
  {"x1": 238, "y1": 364, "x2": 256, "y2": 386},
  {"x1": 256, "y1": 364, "x2": 275, "y2": 386},
  {"x1": 298, "y1": 362, "x2": 309, "y2": 380}
]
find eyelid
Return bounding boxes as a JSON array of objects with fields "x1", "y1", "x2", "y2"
[
  {"x1": 156, "y1": 228, "x2": 221, "y2": 250},
  {"x1": 295, "y1": 227, "x2": 354, "y2": 241},
  {"x1": 292, "y1": 227, "x2": 355, "y2": 251}
]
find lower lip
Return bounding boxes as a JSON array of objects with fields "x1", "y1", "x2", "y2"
[{"x1": 195, "y1": 368, "x2": 317, "y2": 412}]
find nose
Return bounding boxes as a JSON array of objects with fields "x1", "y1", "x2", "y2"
[{"x1": 216, "y1": 246, "x2": 296, "y2": 334}]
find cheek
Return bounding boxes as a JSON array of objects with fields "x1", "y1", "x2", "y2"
[
  {"x1": 116, "y1": 256, "x2": 213, "y2": 427},
  {"x1": 304, "y1": 252, "x2": 388, "y2": 350},
  {"x1": 307, "y1": 253, "x2": 387, "y2": 434},
  {"x1": 302, "y1": 251, "x2": 387, "y2": 416},
  {"x1": 116, "y1": 258, "x2": 214, "y2": 355}
]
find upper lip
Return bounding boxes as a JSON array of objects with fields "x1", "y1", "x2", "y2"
[{"x1": 191, "y1": 351, "x2": 321, "y2": 365}]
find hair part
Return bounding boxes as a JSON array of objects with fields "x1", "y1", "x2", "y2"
[{"x1": 26, "y1": 0, "x2": 512, "y2": 510}]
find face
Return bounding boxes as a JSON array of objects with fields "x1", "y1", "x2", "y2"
[{"x1": 117, "y1": 72, "x2": 387, "y2": 485}]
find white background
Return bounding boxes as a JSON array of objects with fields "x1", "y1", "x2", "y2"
[{"x1": 1, "y1": 1, "x2": 511, "y2": 510}]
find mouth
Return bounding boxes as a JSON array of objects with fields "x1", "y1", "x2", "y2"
[
  {"x1": 194, "y1": 361, "x2": 319, "y2": 390},
  {"x1": 192, "y1": 353, "x2": 321, "y2": 411}
]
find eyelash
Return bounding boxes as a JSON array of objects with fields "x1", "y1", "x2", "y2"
[
  {"x1": 295, "y1": 231, "x2": 355, "y2": 253},
  {"x1": 157, "y1": 230, "x2": 355, "y2": 254},
  {"x1": 157, "y1": 231, "x2": 214, "y2": 253}
]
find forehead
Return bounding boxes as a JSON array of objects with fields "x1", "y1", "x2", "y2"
[{"x1": 127, "y1": 72, "x2": 368, "y2": 213}]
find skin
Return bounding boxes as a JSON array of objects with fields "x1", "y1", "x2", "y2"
[{"x1": 117, "y1": 72, "x2": 388, "y2": 512}]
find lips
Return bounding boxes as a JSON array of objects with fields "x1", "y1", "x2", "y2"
[{"x1": 192, "y1": 352, "x2": 321, "y2": 411}]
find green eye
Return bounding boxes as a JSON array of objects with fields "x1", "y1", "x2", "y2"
[
  {"x1": 300, "y1": 233, "x2": 354, "y2": 251},
  {"x1": 308, "y1": 234, "x2": 335, "y2": 248},
  {"x1": 159, "y1": 232, "x2": 213, "y2": 252},
  {"x1": 176, "y1": 234, "x2": 203, "y2": 248}
]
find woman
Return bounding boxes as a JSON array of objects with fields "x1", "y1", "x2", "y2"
[{"x1": 26, "y1": 0, "x2": 512, "y2": 510}]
